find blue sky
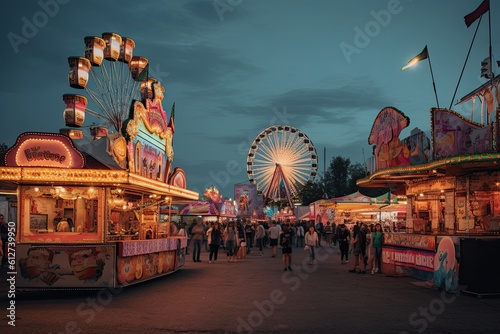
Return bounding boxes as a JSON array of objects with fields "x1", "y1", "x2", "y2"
[{"x1": 0, "y1": 0, "x2": 498, "y2": 197}]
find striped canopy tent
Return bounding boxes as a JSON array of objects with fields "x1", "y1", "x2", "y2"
[{"x1": 320, "y1": 191, "x2": 399, "y2": 211}]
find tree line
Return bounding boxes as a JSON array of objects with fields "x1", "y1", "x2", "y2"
[{"x1": 297, "y1": 155, "x2": 387, "y2": 206}]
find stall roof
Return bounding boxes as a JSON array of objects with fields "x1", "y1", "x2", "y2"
[
  {"x1": 73, "y1": 137, "x2": 122, "y2": 170},
  {"x1": 179, "y1": 201, "x2": 219, "y2": 216}
]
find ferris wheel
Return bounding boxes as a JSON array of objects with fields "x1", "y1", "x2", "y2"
[
  {"x1": 62, "y1": 32, "x2": 151, "y2": 136},
  {"x1": 246, "y1": 125, "x2": 318, "y2": 207}
]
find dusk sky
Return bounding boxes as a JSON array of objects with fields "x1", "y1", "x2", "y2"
[{"x1": 1, "y1": 0, "x2": 498, "y2": 198}]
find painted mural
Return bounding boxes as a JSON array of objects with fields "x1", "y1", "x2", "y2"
[
  {"x1": 432, "y1": 108, "x2": 492, "y2": 159},
  {"x1": 401, "y1": 128, "x2": 430, "y2": 165},
  {"x1": 16, "y1": 244, "x2": 115, "y2": 288},
  {"x1": 234, "y1": 183, "x2": 261, "y2": 218},
  {"x1": 368, "y1": 107, "x2": 411, "y2": 169}
]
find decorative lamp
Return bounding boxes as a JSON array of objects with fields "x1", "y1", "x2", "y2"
[
  {"x1": 102, "y1": 32, "x2": 122, "y2": 61},
  {"x1": 68, "y1": 57, "x2": 91, "y2": 89},
  {"x1": 84, "y1": 36, "x2": 106, "y2": 66},
  {"x1": 63, "y1": 94, "x2": 87, "y2": 127}
]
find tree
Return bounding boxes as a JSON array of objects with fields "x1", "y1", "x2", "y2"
[
  {"x1": 0, "y1": 142, "x2": 8, "y2": 166},
  {"x1": 347, "y1": 162, "x2": 367, "y2": 193},
  {"x1": 324, "y1": 156, "x2": 350, "y2": 198},
  {"x1": 296, "y1": 180, "x2": 324, "y2": 205}
]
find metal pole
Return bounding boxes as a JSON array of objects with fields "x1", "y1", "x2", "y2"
[{"x1": 426, "y1": 46, "x2": 440, "y2": 108}]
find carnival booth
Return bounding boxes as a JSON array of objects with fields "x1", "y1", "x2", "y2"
[
  {"x1": 1, "y1": 32, "x2": 200, "y2": 290},
  {"x1": 356, "y1": 104, "x2": 500, "y2": 289}
]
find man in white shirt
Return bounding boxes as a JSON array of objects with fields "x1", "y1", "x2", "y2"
[
  {"x1": 296, "y1": 223, "x2": 305, "y2": 248},
  {"x1": 268, "y1": 221, "x2": 280, "y2": 258}
]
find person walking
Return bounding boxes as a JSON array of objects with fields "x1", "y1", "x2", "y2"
[
  {"x1": 304, "y1": 225, "x2": 318, "y2": 265},
  {"x1": 190, "y1": 220, "x2": 205, "y2": 262},
  {"x1": 255, "y1": 221, "x2": 265, "y2": 256},
  {"x1": 268, "y1": 221, "x2": 280, "y2": 258},
  {"x1": 207, "y1": 222, "x2": 222, "y2": 263},
  {"x1": 223, "y1": 222, "x2": 238, "y2": 262},
  {"x1": 338, "y1": 224, "x2": 350, "y2": 264},
  {"x1": 296, "y1": 223, "x2": 304, "y2": 248},
  {"x1": 280, "y1": 224, "x2": 293, "y2": 271}
]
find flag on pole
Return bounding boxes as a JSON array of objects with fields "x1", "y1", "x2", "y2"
[
  {"x1": 464, "y1": 0, "x2": 490, "y2": 28},
  {"x1": 168, "y1": 102, "x2": 175, "y2": 133},
  {"x1": 402, "y1": 46, "x2": 428, "y2": 70}
]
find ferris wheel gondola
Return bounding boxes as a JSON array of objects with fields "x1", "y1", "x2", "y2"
[
  {"x1": 63, "y1": 32, "x2": 151, "y2": 134},
  {"x1": 246, "y1": 125, "x2": 318, "y2": 208}
]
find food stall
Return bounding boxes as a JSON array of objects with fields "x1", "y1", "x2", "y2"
[{"x1": 1, "y1": 78, "x2": 198, "y2": 290}]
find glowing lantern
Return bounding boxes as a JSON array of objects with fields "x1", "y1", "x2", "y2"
[
  {"x1": 140, "y1": 77, "x2": 157, "y2": 100},
  {"x1": 63, "y1": 94, "x2": 87, "y2": 127},
  {"x1": 102, "y1": 32, "x2": 122, "y2": 61},
  {"x1": 119, "y1": 37, "x2": 135, "y2": 63},
  {"x1": 129, "y1": 56, "x2": 149, "y2": 80},
  {"x1": 68, "y1": 57, "x2": 91, "y2": 88},
  {"x1": 84, "y1": 36, "x2": 106, "y2": 66}
]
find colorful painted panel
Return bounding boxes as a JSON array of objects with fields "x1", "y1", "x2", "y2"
[
  {"x1": 116, "y1": 250, "x2": 177, "y2": 286},
  {"x1": 16, "y1": 244, "x2": 115, "y2": 288},
  {"x1": 402, "y1": 129, "x2": 430, "y2": 165},
  {"x1": 234, "y1": 183, "x2": 262, "y2": 218},
  {"x1": 368, "y1": 107, "x2": 411, "y2": 169},
  {"x1": 432, "y1": 108, "x2": 492, "y2": 159}
]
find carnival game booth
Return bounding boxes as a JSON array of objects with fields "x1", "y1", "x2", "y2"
[{"x1": 1, "y1": 74, "x2": 199, "y2": 289}]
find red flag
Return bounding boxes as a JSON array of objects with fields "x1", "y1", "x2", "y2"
[{"x1": 464, "y1": 0, "x2": 489, "y2": 27}]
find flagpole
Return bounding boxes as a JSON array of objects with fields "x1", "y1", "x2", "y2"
[
  {"x1": 487, "y1": 4, "x2": 493, "y2": 124},
  {"x1": 426, "y1": 46, "x2": 440, "y2": 108},
  {"x1": 448, "y1": 16, "x2": 482, "y2": 109}
]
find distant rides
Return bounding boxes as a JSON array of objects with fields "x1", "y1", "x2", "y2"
[
  {"x1": 63, "y1": 32, "x2": 150, "y2": 133},
  {"x1": 246, "y1": 125, "x2": 318, "y2": 206}
]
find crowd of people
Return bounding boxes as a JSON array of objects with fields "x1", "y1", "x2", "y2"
[{"x1": 176, "y1": 218, "x2": 384, "y2": 274}]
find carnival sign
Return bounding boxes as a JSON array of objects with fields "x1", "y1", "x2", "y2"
[{"x1": 4, "y1": 132, "x2": 85, "y2": 168}]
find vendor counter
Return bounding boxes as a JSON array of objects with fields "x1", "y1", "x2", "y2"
[
  {"x1": 114, "y1": 236, "x2": 188, "y2": 287},
  {"x1": 116, "y1": 236, "x2": 187, "y2": 256},
  {"x1": 16, "y1": 236, "x2": 188, "y2": 290}
]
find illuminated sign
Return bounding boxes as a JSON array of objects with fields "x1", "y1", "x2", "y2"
[{"x1": 5, "y1": 132, "x2": 85, "y2": 168}]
